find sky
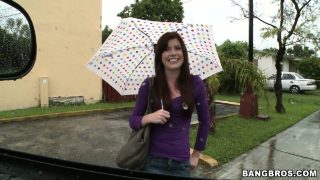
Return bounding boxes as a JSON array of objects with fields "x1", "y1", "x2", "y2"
[
  {"x1": 0, "y1": 1, "x2": 27, "y2": 27},
  {"x1": 102, "y1": 0, "x2": 278, "y2": 50}
]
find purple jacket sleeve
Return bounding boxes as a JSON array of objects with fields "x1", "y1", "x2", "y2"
[
  {"x1": 129, "y1": 78, "x2": 149, "y2": 131},
  {"x1": 193, "y1": 76, "x2": 211, "y2": 151}
]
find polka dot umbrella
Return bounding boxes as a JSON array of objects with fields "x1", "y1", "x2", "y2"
[{"x1": 86, "y1": 17, "x2": 223, "y2": 95}]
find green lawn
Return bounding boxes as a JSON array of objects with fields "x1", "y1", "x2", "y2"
[{"x1": 190, "y1": 89, "x2": 320, "y2": 165}]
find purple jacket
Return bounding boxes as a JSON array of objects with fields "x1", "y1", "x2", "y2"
[{"x1": 129, "y1": 75, "x2": 211, "y2": 162}]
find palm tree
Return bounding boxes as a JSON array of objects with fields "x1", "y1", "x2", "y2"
[
  {"x1": 205, "y1": 58, "x2": 268, "y2": 132},
  {"x1": 224, "y1": 58, "x2": 268, "y2": 100}
]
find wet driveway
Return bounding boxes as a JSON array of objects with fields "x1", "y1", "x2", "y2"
[
  {"x1": 0, "y1": 103, "x2": 239, "y2": 179},
  {"x1": 0, "y1": 110, "x2": 133, "y2": 168},
  {"x1": 1, "y1": 105, "x2": 319, "y2": 179}
]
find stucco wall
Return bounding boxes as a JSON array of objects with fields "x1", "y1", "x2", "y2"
[
  {"x1": 282, "y1": 60, "x2": 289, "y2": 72},
  {"x1": 0, "y1": 0, "x2": 102, "y2": 111},
  {"x1": 257, "y1": 56, "x2": 275, "y2": 77},
  {"x1": 258, "y1": 55, "x2": 292, "y2": 77}
]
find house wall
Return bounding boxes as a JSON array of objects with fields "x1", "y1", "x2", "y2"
[
  {"x1": 257, "y1": 56, "x2": 275, "y2": 77},
  {"x1": 257, "y1": 55, "x2": 292, "y2": 77},
  {"x1": 0, "y1": 0, "x2": 102, "y2": 111},
  {"x1": 282, "y1": 59, "x2": 289, "y2": 72}
]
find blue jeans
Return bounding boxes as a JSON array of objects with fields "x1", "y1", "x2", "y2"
[{"x1": 142, "y1": 155, "x2": 191, "y2": 177}]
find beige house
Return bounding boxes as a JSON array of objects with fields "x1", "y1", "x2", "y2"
[{"x1": 0, "y1": 0, "x2": 102, "y2": 111}]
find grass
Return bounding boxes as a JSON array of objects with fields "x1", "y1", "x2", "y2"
[
  {"x1": 190, "y1": 89, "x2": 320, "y2": 165},
  {"x1": 0, "y1": 101, "x2": 135, "y2": 119}
]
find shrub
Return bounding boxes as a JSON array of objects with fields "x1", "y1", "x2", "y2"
[{"x1": 297, "y1": 57, "x2": 320, "y2": 80}]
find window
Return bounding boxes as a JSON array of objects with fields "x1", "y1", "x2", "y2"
[
  {"x1": 282, "y1": 74, "x2": 295, "y2": 80},
  {"x1": 0, "y1": 0, "x2": 36, "y2": 80}
]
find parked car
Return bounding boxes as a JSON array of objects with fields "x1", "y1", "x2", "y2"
[{"x1": 266, "y1": 72, "x2": 317, "y2": 93}]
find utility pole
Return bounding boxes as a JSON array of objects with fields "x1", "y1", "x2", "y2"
[
  {"x1": 249, "y1": 0, "x2": 253, "y2": 62},
  {"x1": 239, "y1": 0, "x2": 259, "y2": 119}
]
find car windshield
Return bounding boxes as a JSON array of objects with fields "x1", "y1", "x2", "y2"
[
  {"x1": 1, "y1": 1, "x2": 225, "y2": 179},
  {"x1": 2, "y1": 1, "x2": 319, "y2": 180},
  {"x1": 294, "y1": 73, "x2": 304, "y2": 79}
]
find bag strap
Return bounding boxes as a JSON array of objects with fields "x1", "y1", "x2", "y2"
[{"x1": 146, "y1": 77, "x2": 153, "y2": 114}]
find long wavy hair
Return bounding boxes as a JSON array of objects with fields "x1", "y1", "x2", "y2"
[{"x1": 152, "y1": 32, "x2": 194, "y2": 116}]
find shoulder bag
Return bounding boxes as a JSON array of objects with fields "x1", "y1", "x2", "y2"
[{"x1": 116, "y1": 77, "x2": 153, "y2": 170}]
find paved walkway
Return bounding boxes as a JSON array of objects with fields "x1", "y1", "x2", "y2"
[{"x1": 198, "y1": 110, "x2": 320, "y2": 179}]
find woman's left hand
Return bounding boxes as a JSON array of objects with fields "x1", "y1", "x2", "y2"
[{"x1": 190, "y1": 150, "x2": 201, "y2": 170}]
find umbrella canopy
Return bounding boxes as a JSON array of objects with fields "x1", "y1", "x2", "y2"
[{"x1": 87, "y1": 17, "x2": 223, "y2": 95}]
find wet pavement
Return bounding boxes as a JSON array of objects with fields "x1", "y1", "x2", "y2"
[
  {"x1": 200, "y1": 110, "x2": 320, "y2": 179},
  {"x1": 0, "y1": 103, "x2": 239, "y2": 179},
  {"x1": 1, "y1": 103, "x2": 319, "y2": 179},
  {"x1": 0, "y1": 110, "x2": 132, "y2": 167}
]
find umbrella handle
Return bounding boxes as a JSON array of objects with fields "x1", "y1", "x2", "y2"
[{"x1": 161, "y1": 99, "x2": 163, "y2": 110}]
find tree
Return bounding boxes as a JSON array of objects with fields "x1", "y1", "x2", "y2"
[
  {"x1": 287, "y1": 44, "x2": 316, "y2": 58},
  {"x1": 102, "y1": 25, "x2": 112, "y2": 43},
  {"x1": 217, "y1": 39, "x2": 248, "y2": 59},
  {"x1": 260, "y1": 47, "x2": 278, "y2": 56},
  {"x1": 212, "y1": 40, "x2": 268, "y2": 121},
  {"x1": 217, "y1": 40, "x2": 249, "y2": 94},
  {"x1": 297, "y1": 57, "x2": 320, "y2": 80},
  {"x1": 232, "y1": 0, "x2": 320, "y2": 113},
  {"x1": 222, "y1": 58, "x2": 267, "y2": 99},
  {"x1": 0, "y1": 18, "x2": 31, "y2": 74},
  {"x1": 206, "y1": 40, "x2": 249, "y2": 131},
  {"x1": 117, "y1": 0, "x2": 184, "y2": 22}
]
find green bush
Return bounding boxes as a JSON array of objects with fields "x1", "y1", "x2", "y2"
[
  {"x1": 297, "y1": 57, "x2": 320, "y2": 80},
  {"x1": 216, "y1": 40, "x2": 249, "y2": 94}
]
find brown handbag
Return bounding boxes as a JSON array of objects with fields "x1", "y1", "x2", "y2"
[{"x1": 116, "y1": 77, "x2": 153, "y2": 170}]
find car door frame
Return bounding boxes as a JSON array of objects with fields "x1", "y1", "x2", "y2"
[{"x1": 281, "y1": 73, "x2": 295, "y2": 90}]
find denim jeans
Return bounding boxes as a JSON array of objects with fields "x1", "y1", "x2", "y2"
[{"x1": 142, "y1": 155, "x2": 191, "y2": 177}]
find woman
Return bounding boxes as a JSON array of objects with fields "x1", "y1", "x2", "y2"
[{"x1": 129, "y1": 32, "x2": 211, "y2": 177}]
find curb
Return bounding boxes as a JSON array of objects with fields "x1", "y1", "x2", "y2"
[
  {"x1": 190, "y1": 148, "x2": 218, "y2": 168},
  {"x1": 216, "y1": 112, "x2": 239, "y2": 119},
  {"x1": 215, "y1": 100, "x2": 240, "y2": 106},
  {"x1": 0, "y1": 106, "x2": 133, "y2": 124},
  {"x1": 190, "y1": 112, "x2": 239, "y2": 126}
]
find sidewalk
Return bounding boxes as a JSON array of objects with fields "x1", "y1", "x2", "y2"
[{"x1": 200, "y1": 110, "x2": 320, "y2": 179}]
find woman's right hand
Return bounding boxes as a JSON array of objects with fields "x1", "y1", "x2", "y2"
[{"x1": 142, "y1": 109, "x2": 170, "y2": 125}]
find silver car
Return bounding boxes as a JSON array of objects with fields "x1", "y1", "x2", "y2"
[{"x1": 267, "y1": 72, "x2": 317, "y2": 93}]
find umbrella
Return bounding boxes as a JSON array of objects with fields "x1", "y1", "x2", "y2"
[{"x1": 86, "y1": 17, "x2": 223, "y2": 95}]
